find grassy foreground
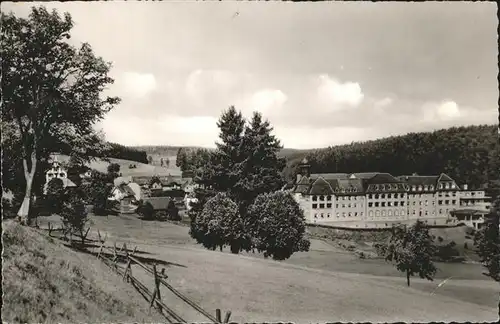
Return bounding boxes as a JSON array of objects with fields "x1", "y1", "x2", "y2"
[{"x1": 1, "y1": 220, "x2": 164, "y2": 323}]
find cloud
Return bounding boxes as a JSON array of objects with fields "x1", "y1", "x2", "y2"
[
  {"x1": 239, "y1": 89, "x2": 288, "y2": 117},
  {"x1": 422, "y1": 100, "x2": 462, "y2": 122},
  {"x1": 101, "y1": 110, "x2": 219, "y2": 147},
  {"x1": 118, "y1": 72, "x2": 157, "y2": 98},
  {"x1": 374, "y1": 97, "x2": 394, "y2": 109},
  {"x1": 185, "y1": 69, "x2": 247, "y2": 109},
  {"x1": 317, "y1": 74, "x2": 364, "y2": 109}
]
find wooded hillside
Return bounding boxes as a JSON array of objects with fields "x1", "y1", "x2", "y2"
[{"x1": 282, "y1": 125, "x2": 499, "y2": 188}]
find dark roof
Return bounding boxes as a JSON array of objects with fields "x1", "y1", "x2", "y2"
[
  {"x1": 131, "y1": 176, "x2": 152, "y2": 185},
  {"x1": 437, "y1": 173, "x2": 454, "y2": 182},
  {"x1": 397, "y1": 175, "x2": 439, "y2": 187},
  {"x1": 365, "y1": 173, "x2": 401, "y2": 185},
  {"x1": 310, "y1": 173, "x2": 349, "y2": 180},
  {"x1": 350, "y1": 172, "x2": 381, "y2": 180},
  {"x1": 144, "y1": 197, "x2": 172, "y2": 210},
  {"x1": 309, "y1": 178, "x2": 335, "y2": 195}
]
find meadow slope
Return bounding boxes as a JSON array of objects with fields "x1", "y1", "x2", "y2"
[
  {"x1": 1, "y1": 221, "x2": 164, "y2": 323},
  {"x1": 35, "y1": 213, "x2": 496, "y2": 323}
]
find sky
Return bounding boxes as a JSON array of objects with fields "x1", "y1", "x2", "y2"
[{"x1": 3, "y1": 2, "x2": 498, "y2": 149}]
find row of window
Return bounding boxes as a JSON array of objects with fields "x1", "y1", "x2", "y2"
[
  {"x1": 314, "y1": 211, "x2": 365, "y2": 219},
  {"x1": 312, "y1": 195, "x2": 363, "y2": 201},
  {"x1": 313, "y1": 199, "x2": 458, "y2": 209},
  {"x1": 312, "y1": 203, "x2": 365, "y2": 209},
  {"x1": 369, "y1": 201, "x2": 405, "y2": 208},
  {"x1": 408, "y1": 182, "x2": 456, "y2": 192},
  {"x1": 368, "y1": 210, "x2": 406, "y2": 217},
  {"x1": 436, "y1": 192, "x2": 458, "y2": 197},
  {"x1": 367, "y1": 193, "x2": 405, "y2": 199},
  {"x1": 310, "y1": 192, "x2": 464, "y2": 201}
]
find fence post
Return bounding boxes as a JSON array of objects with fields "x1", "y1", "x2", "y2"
[
  {"x1": 83, "y1": 227, "x2": 91, "y2": 243},
  {"x1": 123, "y1": 258, "x2": 132, "y2": 282},
  {"x1": 48, "y1": 222, "x2": 52, "y2": 237},
  {"x1": 224, "y1": 311, "x2": 232, "y2": 323},
  {"x1": 149, "y1": 264, "x2": 162, "y2": 315},
  {"x1": 216, "y1": 309, "x2": 222, "y2": 323}
]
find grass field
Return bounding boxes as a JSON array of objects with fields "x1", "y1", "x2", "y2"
[
  {"x1": 34, "y1": 213, "x2": 499, "y2": 323},
  {"x1": 1, "y1": 220, "x2": 164, "y2": 323},
  {"x1": 54, "y1": 154, "x2": 182, "y2": 177}
]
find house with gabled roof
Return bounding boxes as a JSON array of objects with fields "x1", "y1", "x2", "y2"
[{"x1": 108, "y1": 182, "x2": 140, "y2": 214}]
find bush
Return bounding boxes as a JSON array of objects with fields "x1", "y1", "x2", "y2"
[
  {"x1": 2, "y1": 197, "x2": 16, "y2": 219},
  {"x1": 167, "y1": 200, "x2": 180, "y2": 221},
  {"x1": 60, "y1": 192, "x2": 89, "y2": 245},
  {"x1": 137, "y1": 201, "x2": 154, "y2": 220},
  {"x1": 192, "y1": 192, "x2": 246, "y2": 252},
  {"x1": 247, "y1": 191, "x2": 310, "y2": 260},
  {"x1": 45, "y1": 178, "x2": 66, "y2": 214}
]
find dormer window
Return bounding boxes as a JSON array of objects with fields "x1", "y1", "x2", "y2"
[
  {"x1": 430, "y1": 185, "x2": 434, "y2": 190},
  {"x1": 424, "y1": 185, "x2": 428, "y2": 191},
  {"x1": 418, "y1": 185, "x2": 422, "y2": 191},
  {"x1": 411, "y1": 185, "x2": 416, "y2": 191},
  {"x1": 451, "y1": 183, "x2": 456, "y2": 189},
  {"x1": 438, "y1": 183, "x2": 443, "y2": 189},
  {"x1": 445, "y1": 183, "x2": 450, "y2": 189}
]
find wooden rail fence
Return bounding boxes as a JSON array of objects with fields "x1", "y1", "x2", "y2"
[{"x1": 42, "y1": 223, "x2": 233, "y2": 323}]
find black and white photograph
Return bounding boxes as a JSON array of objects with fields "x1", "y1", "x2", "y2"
[{"x1": 1, "y1": 1, "x2": 499, "y2": 323}]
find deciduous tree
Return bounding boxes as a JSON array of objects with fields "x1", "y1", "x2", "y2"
[
  {"x1": 382, "y1": 221, "x2": 437, "y2": 287},
  {"x1": 247, "y1": 191, "x2": 310, "y2": 260},
  {"x1": 474, "y1": 195, "x2": 500, "y2": 281},
  {"x1": 2, "y1": 6, "x2": 119, "y2": 224}
]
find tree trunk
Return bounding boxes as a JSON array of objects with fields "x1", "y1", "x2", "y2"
[
  {"x1": 230, "y1": 242, "x2": 240, "y2": 254},
  {"x1": 219, "y1": 245, "x2": 223, "y2": 252},
  {"x1": 17, "y1": 150, "x2": 37, "y2": 226},
  {"x1": 17, "y1": 174, "x2": 34, "y2": 225},
  {"x1": 406, "y1": 270, "x2": 411, "y2": 287}
]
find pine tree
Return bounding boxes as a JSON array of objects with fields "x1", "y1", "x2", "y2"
[{"x1": 235, "y1": 112, "x2": 286, "y2": 213}]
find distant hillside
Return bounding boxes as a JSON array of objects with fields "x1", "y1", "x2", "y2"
[
  {"x1": 282, "y1": 124, "x2": 500, "y2": 187},
  {"x1": 130, "y1": 145, "x2": 309, "y2": 160},
  {"x1": 54, "y1": 154, "x2": 182, "y2": 178}
]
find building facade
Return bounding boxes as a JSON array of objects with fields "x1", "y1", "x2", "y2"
[{"x1": 291, "y1": 158, "x2": 490, "y2": 229}]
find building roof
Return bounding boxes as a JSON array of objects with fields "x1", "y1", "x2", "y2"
[
  {"x1": 397, "y1": 175, "x2": 439, "y2": 187},
  {"x1": 115, "y1": 183, "x2": 136, "y2": 197},
  {"x1": 350, "y1": 172, "x2": 381, "y2": 180},
  {"x1": 450, "y1": 209, "x2": 488, "y2": 216},
  {"x1": 310, "y1": 173, "x2": 350, "y2": 180},
  {"x1": 144, "y1": 197, "x2": 172, "y2": 210}
]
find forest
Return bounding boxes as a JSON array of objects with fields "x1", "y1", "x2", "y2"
[
  {"x1": 281, "y1": 124, "x2": 499, "y2": 188},
  {"x1": 104, "y1": 142, "x2": 149, "y2": 164}
]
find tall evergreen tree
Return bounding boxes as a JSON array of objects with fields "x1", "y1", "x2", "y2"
[{"x1": 209, "y1": 106, "x2": 246, "y2": 196}]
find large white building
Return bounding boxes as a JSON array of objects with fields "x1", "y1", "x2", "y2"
[{"x1": 291, "y1": 158, "x2": 491, "y2": 229}]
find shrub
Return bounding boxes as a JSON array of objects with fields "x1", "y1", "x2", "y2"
[
  {"x1": 191, "y1": 192, "x2": 246, "y2": 252},
  {"x1": 167, "y1": 200, "x2": 181, "y2": 221},
  {"x1": 437, "y1": 236, "x2": 444, "y2": 243},
  {"x1": 379, "y1": 221, "x2": 437, "y2": 286},
  {"x1": 45, "y1": 178, "x2": 66, "y2": 214},
  {"x1": 60, "y1": 192, "x2": 89, "y2": 246},
  {"x1": 247, "y1": 191, "x2": 310, "y2": 260},
  {"x1": 137, "y1": 201, "x2": 155, "y2": 220}
]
